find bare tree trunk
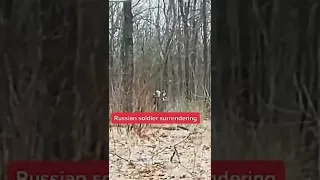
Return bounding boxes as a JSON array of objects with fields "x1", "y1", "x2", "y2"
[
  {"x1": 202, "y1": 0, "x2": 208, "y2": 95},
  {"x1": 190, "y1": 0, "x2": 198, "y2": 100},
  {"x1": 178, "y1": 0, "x2": 191, "y2": 101},
  {"x1": 121, "y1": 1, "x2": 134, "y2": 112},
  {"x1": 176, "y1": 5, "x2": 184, "y2": 98}
]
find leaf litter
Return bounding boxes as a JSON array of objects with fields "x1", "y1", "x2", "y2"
[{"x1": 109, "y1": 121, "x2": 211, "y2": 180}]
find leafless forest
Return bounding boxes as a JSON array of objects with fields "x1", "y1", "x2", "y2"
[
  {"x1": 0, "y1": 0, "x2": 211, "y2": 179},
  {"x1": 0, "y1": 0, "x2": 110, "y2": 178},
  {"x1": 109, "y1": 0, "x2": 211, "y2": 121},
  {"x1": 109, "y1": 0, "x2": 211, "y2": 179},
  {"x1": 0, "y1": 0, "x2": 319, "y2": 179},
  {"x1": 213, "y1": 1, "x2": 320, "y2": 180},
  {"x1": 109, "y1": 0, "x2": 211, "y2": 113}
]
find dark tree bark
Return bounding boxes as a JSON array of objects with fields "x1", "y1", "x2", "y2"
[
  {"x1": 0, "y1": 0, "x2": 110, "y2": 166},
  {"x1": 121, "y1": 1, "x2": 134, "y2": 112},
  {"x1": 178, "y1": 0, "x2": 191, "y2": 101},
  {"x1": 295, "y1": 1, "x2": 320, "y2": 179}
]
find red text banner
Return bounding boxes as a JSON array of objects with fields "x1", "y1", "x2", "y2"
[
  {"x1": 111, "y1": 112, "x2": 200, "y2": 124},
  {"x1": 8, "y1": 161, "x2": 109, "y2": 180},
  {"x1": 211, "y1": 160, "x2": 285, "y2": 180}
]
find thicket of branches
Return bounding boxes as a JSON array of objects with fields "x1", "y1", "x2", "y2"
[
  {"x1": 109, "y1": 0, "x2": 211, "y2": 115},
  {"x1": 109, "y1": 1, "x2": 212, "y2": 178},
  {"x1": 1, "y1": 0, "x2": 320, "y2": 179},
  {"x1": 213, "y1": 0, "x2": 320, "y2": 179},
  {"x1": 0, "y1": 0, "x2": 211, "y2": 176},
  {"x1": 0, "y1": 0, "x2": 110, "y2": 177}
]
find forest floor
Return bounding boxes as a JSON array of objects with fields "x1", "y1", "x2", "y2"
[{"x1": 109, "y1": 120, "x2": 211, "y2": 180}]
